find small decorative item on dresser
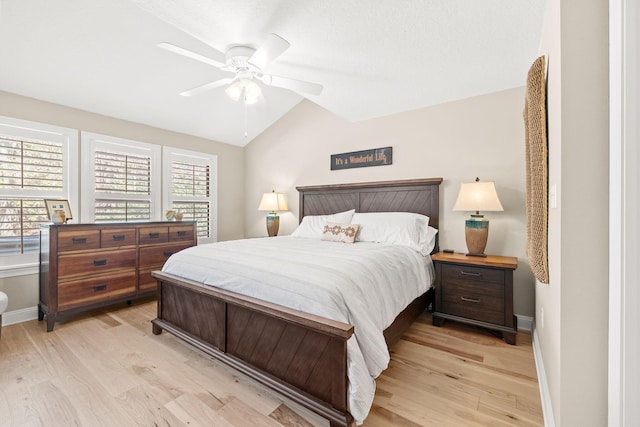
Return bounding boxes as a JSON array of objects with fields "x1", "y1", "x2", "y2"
[
  {"x1": 431, "y1": 251, "x2": 518, "y2": 344},
  {"x1": 51, "y1": 210, "x2": 65, "y2": 224},
  {"x1": 174, "y1": 211, "x2": 183, "y2": 221},
  {"x1": 165, "y1": 210, "x2": 176, "y2": 221},
  {"x1": 45, "y1": 199, "x2": 73, "y2": 224}
]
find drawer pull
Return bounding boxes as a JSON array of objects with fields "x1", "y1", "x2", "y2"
[
  {"x1": 148, "y1": 232, "x2": 160, "y2": 238},
  {"x1": 461, "y1": 296, "x2": 481, "y2": 303},
  {"x1": 460, "y1": 270, "x2": 482, "y2": 277},
  {"x1": 176, "y1": 231, "x2": 187, "y2": 237},
  {"x1": 72, "y1": 237, "x2": 87, "y2": 244},
  {"x1": 93, "y1": 284, "x2": 107, "y2": 292},
  {"x1": 93, "y1": 259, "x2": 107, "y2": 266},
  {"x1": 163, "y1": 251, "x2": 174, "y2": 257},
  {"x1": 112, "y1": 235, "x2": 125, "y2": 241}
]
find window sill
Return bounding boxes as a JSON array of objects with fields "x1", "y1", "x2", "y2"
[{"x1": 0, "y1": 262, "x2": 39, "y2": 278}]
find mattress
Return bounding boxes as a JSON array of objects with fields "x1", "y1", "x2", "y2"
[{"x1": 162, "y1": 236, "x2": 434, "y2": 424}]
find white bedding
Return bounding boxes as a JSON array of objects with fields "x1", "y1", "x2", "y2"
[{"x1": 162, "y1": 236, "x2": 434, "y2": 424}]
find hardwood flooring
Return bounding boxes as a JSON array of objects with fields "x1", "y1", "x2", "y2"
[{"x1": 0, "y1": 299, "x2": 543, "y2": 426}]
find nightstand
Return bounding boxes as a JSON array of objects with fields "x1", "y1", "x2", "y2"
[{"x1": 431, "y1": 252, "x2": 518, "y2": 344}]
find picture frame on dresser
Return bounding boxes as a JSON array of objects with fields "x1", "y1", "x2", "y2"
[{"x1": 44, "y1": 199, "x2": 73, "y2": 223}]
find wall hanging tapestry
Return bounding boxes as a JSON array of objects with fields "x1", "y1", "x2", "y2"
[{"x1": 524, "y1": 55, "x2": 549, "y2": 284}]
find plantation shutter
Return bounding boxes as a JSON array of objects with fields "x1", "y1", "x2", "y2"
[
  {"x1": 94, "y1": 150, "x2": 152, "y2": 222},
  {"x1": 0, "y1": 136, "x2": 64, "y2": 254},
  {"x1": 170, "y1": 161, "x2": 211, "y2": 238}
]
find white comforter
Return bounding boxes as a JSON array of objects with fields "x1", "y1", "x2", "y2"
[{"x1": 162, "y1": 236, "x2": 433, "y2": 424}]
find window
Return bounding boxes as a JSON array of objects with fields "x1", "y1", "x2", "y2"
[
  {"x1": 81, "y1": 132, "x2": 160, "y2": 223},
  {"x1": 163, "y1": 147, "x2": 217, "y2": 243},
  {"x1": 0, "y1": 116, "x2": 78, "y2": 270}
]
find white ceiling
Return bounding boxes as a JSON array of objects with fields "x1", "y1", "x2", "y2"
[{"x1": 0, "y1": 0, "x2": 545, "y2": 147}]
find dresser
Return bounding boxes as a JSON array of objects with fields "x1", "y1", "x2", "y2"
[
  {"x1": 39, "y1": 221, "x2": 196, "y2": 332},
  {"x1": 431, "y1": 252, "x2": 518, "y2": 344}
]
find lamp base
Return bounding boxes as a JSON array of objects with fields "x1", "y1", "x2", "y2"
[
  {"x1": 464, "y1": 214, "x2": 489, "y2": 256},
  {"x1": 266, "y1": 212, "x2": 280, "y2": 237}
]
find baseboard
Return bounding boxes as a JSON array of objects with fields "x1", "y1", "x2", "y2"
[
  {"x1": 2, "y1": 306, "x2": 38, "y2": 326},
  {"x1": 516, "y1": 315, "x2": 533, "y2": 332},
  {"x1": 532, "y1": 324, "x2": 556, "y2": 427}
]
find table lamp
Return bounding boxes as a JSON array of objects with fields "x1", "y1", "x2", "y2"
[
  {"x1": 258, "y1": 190, "x2": 288, "y2": 236},
  {"x1": 453, "y1": 177, "x2": 504, "y2": 257}
]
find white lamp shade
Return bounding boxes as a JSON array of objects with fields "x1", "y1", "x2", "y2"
[
  {"x1": 258, "y1": 191, "x2": 288, "y2": 212},
  {"x1": 453, "y1": 181, "x2": 504, "y2": 212}
]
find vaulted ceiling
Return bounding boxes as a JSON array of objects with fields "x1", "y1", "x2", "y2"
[{"x1": 0, "y1": 0, "x2": 545, "y2": 146}]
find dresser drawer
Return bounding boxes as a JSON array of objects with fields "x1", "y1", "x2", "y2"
[
  {"x1": 58, "y1": 271, "x2": 137, "y2": 311},
  {"x1": 440, "y1": 279, "x2": 505, "y2": 325},
  {"x1": 441, "y1": 263, "x2": 505, "y2": 286},
  {"x1": 139, "y1": 243, "x2": 192, "y2": 267},
  {"x1": 138, "y1": 226, "x2": 169, "y2": 244},
  {"x1": 58, "y1": 248, "x2": 137, "y2": 279},
  {"x1": 138, "y1": 267, "x2": 158, "y2": 294},
  {"x1": 169, "y1": 224, "x2": 195, "y2": 242},
  {"x1": 58, "y1": 230, "x2": 100, "y2": 252},
  {"x1": 101, "y1": 228, "x2": 137, "y2": 248}
]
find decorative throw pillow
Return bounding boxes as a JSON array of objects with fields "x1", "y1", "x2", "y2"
[
  {"x1": 321, "y1": 223, "x2": 361, "y2": 243},
  {"x1": 291, "y1": 209, "x2": 356, "y2": 238}
]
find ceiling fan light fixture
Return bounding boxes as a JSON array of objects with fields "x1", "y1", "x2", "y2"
[
  {"x1": 243, "y1": 80, "x2": 262, "y2": 104},
  {"x1": 225, "y1": 79, "x2": 262, "y2": 104},
  {"x1": 225, "y1": 81, "x2": 244, "y2": 101}
]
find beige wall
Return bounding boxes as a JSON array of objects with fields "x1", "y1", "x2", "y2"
[
  {"x1": 0, "y1": 90, "x2": 245, "y2": 313},
  {"x1": 537, "y1": 0, "x2": 609, "y2": 425},
  {"x1": 245, "y1": 88, "x2": 537, "y2": 317}
]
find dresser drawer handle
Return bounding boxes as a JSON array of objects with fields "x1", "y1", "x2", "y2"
[
  {"x1": 112, "y1": 235, "x2": 125, "y2": 241},
  {"x1": 460, "y1": 270, "x2": 481, "y2": 277},
  {"x1": 93, "y1": 284, "x2": 107, "y2": 292},
  {"x1": 148, "y1": 232, "x2": 160, "y2": 238},
  {"x1": 93, "y1": 259, "x2": 107, "y2": 266},
  {"x1": 461, "y1": 296, "x2": 481, "y2": 303},
  {"x1": 163, "y1": 251, "x2": 174, "y2": 257},
  {"x1": 176, "y1": 231, "x2": 187, "y2": 237},
  {"x1": 72, "y1": 237, "x2": 87, "y2": 244}
]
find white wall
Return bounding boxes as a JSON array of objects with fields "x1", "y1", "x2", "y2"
[
  {"x1": 245, "y1": 88, "x2": 537, "y2": 317},
  {"x1": 0, "y1": 90, "x2": 245, "y2": 313},
  {"x1": 537, "y1": 0, "x2": 609, "y2": 425}
]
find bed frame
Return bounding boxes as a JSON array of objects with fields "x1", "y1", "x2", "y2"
[{"x1": 151, "y1": 178, "x2": 442, "y2": 426}]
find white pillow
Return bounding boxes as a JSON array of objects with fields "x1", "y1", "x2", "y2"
[
  {"x1": 291, "y1": 209, "x2": 356, "y2": 238},
  {"x1": 352, "y1": 212, "x2": 435, "y2": 254}
]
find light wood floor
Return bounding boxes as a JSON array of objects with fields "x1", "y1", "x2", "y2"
[{"x1": 0, "y1": 299, "x2": 543, "y2": 426}]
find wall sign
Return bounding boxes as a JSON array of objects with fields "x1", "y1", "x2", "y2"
[{"x1": 331, "y1": 147, "x2": 392, "y2": 170}]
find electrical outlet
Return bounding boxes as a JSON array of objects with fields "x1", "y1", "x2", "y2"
[{"x1": 541, "y1": 307, "x2": 545, "y2": 329}]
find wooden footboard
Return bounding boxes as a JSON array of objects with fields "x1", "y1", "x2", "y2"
[{"x1": 151, "y1": 270, "x2": 355, "y2": 427}]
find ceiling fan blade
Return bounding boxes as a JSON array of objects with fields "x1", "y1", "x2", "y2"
[
  {"x1": 180, "y1": 78, "x2": 235, "y2": 97},
  {"x1": 158, "y1": 42, "x2": 226, "y2": 68},
  {"x1": 260, "y1": 74, "x2": 323, "y2": 96},
  {"x1": 249, "y1": 33, "x2": 291, "y2": 70}
]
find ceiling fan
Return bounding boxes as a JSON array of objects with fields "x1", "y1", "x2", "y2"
[{"x1": 158, "y1": 33, "x2": 323, "y2": 103}]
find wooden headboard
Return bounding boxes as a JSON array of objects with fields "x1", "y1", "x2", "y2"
[{"x1": 296, "y1": 178, "x2": 443, "y2": 230}]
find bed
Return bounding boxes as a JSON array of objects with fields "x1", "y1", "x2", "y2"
[{"x1": 151, "y1": 177, "x2": 442, "y2": 426}]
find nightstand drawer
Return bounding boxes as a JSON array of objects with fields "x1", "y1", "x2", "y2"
[
  {"x1": 440, "y1": 280, "x2": 505, "y2": 325},
  {"x1": 441, "y1": 263, "x2": 504, "y2": 286}
]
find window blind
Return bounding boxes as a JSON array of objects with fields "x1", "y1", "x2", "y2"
[
  {"x1": 93, "y1": 150, "x2": 152, "y2": 222},
  {"x1": 0, "y1": 137, "x2": 64, "y2": 254},
  {"x1": 171, "y1": 161, "x2": 211, "y2": 238}
]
